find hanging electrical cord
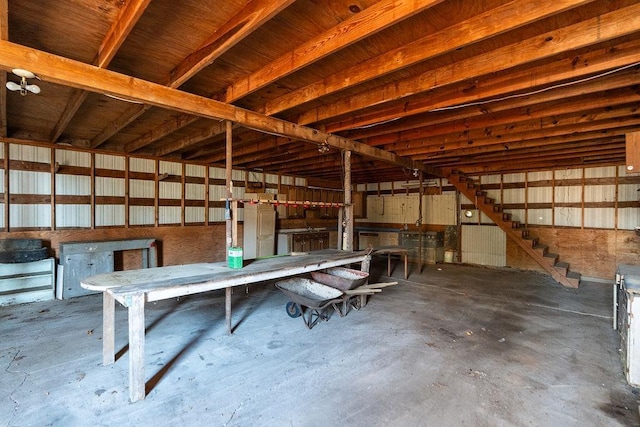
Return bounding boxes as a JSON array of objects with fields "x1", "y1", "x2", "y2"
[{"x1": 429, "y1": 62, "x2": 640, "y2": 113}]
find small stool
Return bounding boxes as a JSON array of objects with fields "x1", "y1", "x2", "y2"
[{"x1": 373, "y1": 246, "x2": 408, "y2": 280}]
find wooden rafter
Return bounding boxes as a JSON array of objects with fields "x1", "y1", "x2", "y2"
[
  {"x1": 49, "y1": 0, "x2": 153, "y2": 143},
  {"x1": 154, "y1": 121, "x2": 228, "y2": 157},
  {"x1": 91, "y1": 0, "x2": 293, "y2": 151},
  {"x1": 298, "y1": 2, "x2": 640, "y2": 127},
  {"x1": 344, "y1": 66, "x2": 640, "y2": 144},
  {"x1": 225, "y1": 0, "x2": 444, "y2": 102},
  {"x1": 0, "y1": 40, "x2": 433, "y2": 175},
  {"x1": 263, "y1": 0, "x2": 594, "y2": 116}
]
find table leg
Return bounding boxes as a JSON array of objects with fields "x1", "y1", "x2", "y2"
[
  {"x1": 404, "y1": 253, "x2": 408, "y2": 280},
  {"x1": 103, "y1": 292, "x2": 115, "y2": 366},
  {"x1": 128, "y1": 293, "x2": 146, "y2": 402},
  {"x1": 387, "y1": 253, "x2": 391, "y2": 276},
  {"x1": 226, "y1": 287, "x2": 232, "y2": 334}
]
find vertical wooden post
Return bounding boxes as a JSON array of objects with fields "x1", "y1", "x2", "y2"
[
  {"x1": 343, "y1": 151, "x2": 353, "y2": 251},
  {"x1": 90, "y1": 152, "x2": 96, "y2": 229},
  {"x1": 418, "y1": 170, "x2": 423, "y2": 273},
  {"x1": 225, "y1": 120, "x2": 233, "y2": 334},
  {"x1": 4, "y1": 141, "x2": 9, "y2": 231},
  {"x1": 204, "y1": 165, "x2": 210, "y2": 225},
  {"x1": 154, "y1": 159, "x2": 159, "y2": 227},
  {"x1": 181, "y1": 162, "x2": 186, "y2": 226},
  {"x1": 125, "y1": 155, "x2": 130, "y2": 228},
  {"x1": 50, "y1": 147, "x2": 56, "y2": 231}
]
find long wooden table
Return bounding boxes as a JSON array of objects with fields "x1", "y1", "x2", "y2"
[{"x1": 81, "y1": 249, "x2": 368, "y2": 402}]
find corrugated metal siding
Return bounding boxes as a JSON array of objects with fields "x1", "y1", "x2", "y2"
[{"x1": 461, "y1": 225, "x2": 506, "y2": 267}]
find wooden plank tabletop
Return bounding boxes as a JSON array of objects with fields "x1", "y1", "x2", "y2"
[{"x1": 81, "y1": 249, "x2": 368, "y2": 304}]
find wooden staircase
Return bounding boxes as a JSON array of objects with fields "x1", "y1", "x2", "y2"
[{"x1": 446, "y1": 170, "x2": 580, "y2": 288}]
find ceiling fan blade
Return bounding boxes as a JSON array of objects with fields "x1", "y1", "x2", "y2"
[
  {"x1": 26, "y1": 84, "x2": 41, "y2": 94},
  {"x1": 12, "y1": 68, "x2": 37, "y2": 79},
  {"x1": 5, "y1": 81, "x2": 21, "y2": 91}
]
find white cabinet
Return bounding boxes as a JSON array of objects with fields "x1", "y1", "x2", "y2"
[
  {"x1": 616, "y1": 265, "x2": 640, "y2": 387},
  {"x1": 243, "y1": 204, "x2": 276, "y2": 259}
]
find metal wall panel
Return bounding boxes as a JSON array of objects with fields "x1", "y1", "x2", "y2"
[
  {"x1": 585, "y1": 184, "x2": 615, "y2": 202},
  {"x1": 56, "y1": 205, "x2": 90, "y2": 228},
  {"x1": 159, "y1": 207, "x2": 181, "y2": 224},
  {"x1": 96, "y1": 205, "x2": 125, "y2": 227},
  {"x1": 619, "y1": 208, "x2": 639, "y2": 230},
  {"x1": 554, "y1": 185, "x2": 581, "y2": 203},
  {"x1": 584, "y1": 208, "x2": 614, "y2": 229},
  {"x1": 619, "y1": 184, "x2": 638, "y2": 202},
  {"x1": 95, "y1": 153, "x2": 125, "y2": 170},
  {"x1": 461, "y1": 225, "x2": 506, "y2": 267},
  {"x1": 96, "y1": 177, "x2": 124, "y2": 197},
  {"x1": 129, "y1": 206, "x2": 154, "y2": 225},
  {"x1": 528, "y1": 208, "x2": 552, "y2": 226},
  {"x1": 56, "y1": 175, "x2": 90, "y2": 195},
  {"x1": 10, "y1": 205, "x2": 50, "y2": 228},
  {"x1": 554, "y1": 207, "x2": 581, "y2": 227}
]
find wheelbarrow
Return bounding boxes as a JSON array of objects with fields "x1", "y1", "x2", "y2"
[{"x1": 275, "y1": 277, "x2": 347, "y2": 329}]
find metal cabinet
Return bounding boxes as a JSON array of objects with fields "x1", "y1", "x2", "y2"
[
  {"x1": 57, "y1": 239, "x2": 156, "y2": 299},
  {"x1": 615, "y1": 265, "x2": 640, "y2": 387}
]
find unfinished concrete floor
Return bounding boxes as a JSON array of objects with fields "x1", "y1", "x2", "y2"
[{"x1": 1, "y1": 261, "x2": 639, "y2": 426}]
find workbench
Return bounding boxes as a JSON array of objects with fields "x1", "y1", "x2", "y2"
[{"x1": 81, "y1": 249, "x2": 368, "y2": 402}]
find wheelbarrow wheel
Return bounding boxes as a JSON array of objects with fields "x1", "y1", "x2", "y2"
[{"x1": 286, "y1": 301, "x2": 301, "y2": 318}]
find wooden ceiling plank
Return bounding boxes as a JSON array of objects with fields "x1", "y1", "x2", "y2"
[
  {"x1": 154, "y1": 121, "x2": 227, "y2": 157},
  {"x1": 352, "y1": 68, "x2": 640, "y2": 145},
  {"x1": 225, "y1": 0, "x2": 444, "y2": 102},
  {"x1": 387, "y1": 98, "x2": 640, "y2": 152},
  {"x1": 126, "y1": 115, "x2": 200, "y2": 153},
  {"x1": 91, "y1": 104, "x2": 151, "y2": 148},
  {"x1": 0, "y1": 40, "x2": 433, "y2": 175},
  {"x1": 103, "y1": 0, "x2": 293, "y2": 152},
  {"x1": 50, "y1": 0, "x2": 152, "y2": 144},
  {"x1": 300, "y1": 3, "x2": 640, "y2": 126},
  {"x1": 169, "y1": 0, "x2": 295, "y2": 88},
  {"x1": 329, "y1": 39, "x2": 640, "y2": 134},
  {"x1": 413, "y1": 123, "x2": 640, "y2": 160},
  {"x1": 264, "y1": 0, "x2": 594, "y2": 116},
  {"x1": 0, "y1": 0, "x2": 7, "y2": 138}
]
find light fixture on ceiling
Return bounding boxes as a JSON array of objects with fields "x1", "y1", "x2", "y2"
[
  {"x1": 5, "y1": 69, "x2": 41, "y2": 96},
  {"x1": 317, "y1": 141, "x2": 330, "y2": 154}
]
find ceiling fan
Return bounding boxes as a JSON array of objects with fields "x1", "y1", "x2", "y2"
[{"x1": 5, "y1": 69, "x2": 41, "y2": 96}]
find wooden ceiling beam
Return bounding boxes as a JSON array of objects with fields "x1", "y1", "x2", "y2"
[
  {"x1": 154, "y1": 120, "x2": 228, "y2": 157},
  {"x1": 126, "y1": 115, "x2": 202, "y2": 153},
  {"x1": 329, "y1": 38, "x2": 640, "y2": 134},
  {"x1": 353, "y1": 70, "x2": 640, "y2": 146},
  {"x1": 300, "y1": 3, "x2": 640, "y2": 127},
  {"x1": 441, "y1": 140, "x2": 624, "y2": 167},
  {"x1": 184, "y1": 131, "x2": 267, "y2": 161},
  {"x1": 456, "y1": 151, "x2": 625, "y2": 175},
  {"x1": 0, "y1": 41, "x2": 432, "y2": 175},
  {"x1": 387, "y1": 102, "x2": 640, "y2": 155},
  {"x1": 49, "y1": 0, "x2": 153, "y2": 144},
  {"x1": 94, "y1": 0, "x2": 293, "y2": 151},
  {"x1": 225, "y1": 0, "x2": 444, "y2": 102},
  {"x1": 264, "y1": 0, "x2": 594, "y2": 116},
  {"x1": 416, "y1": 123, "x2": 640, "y2": 161}
]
